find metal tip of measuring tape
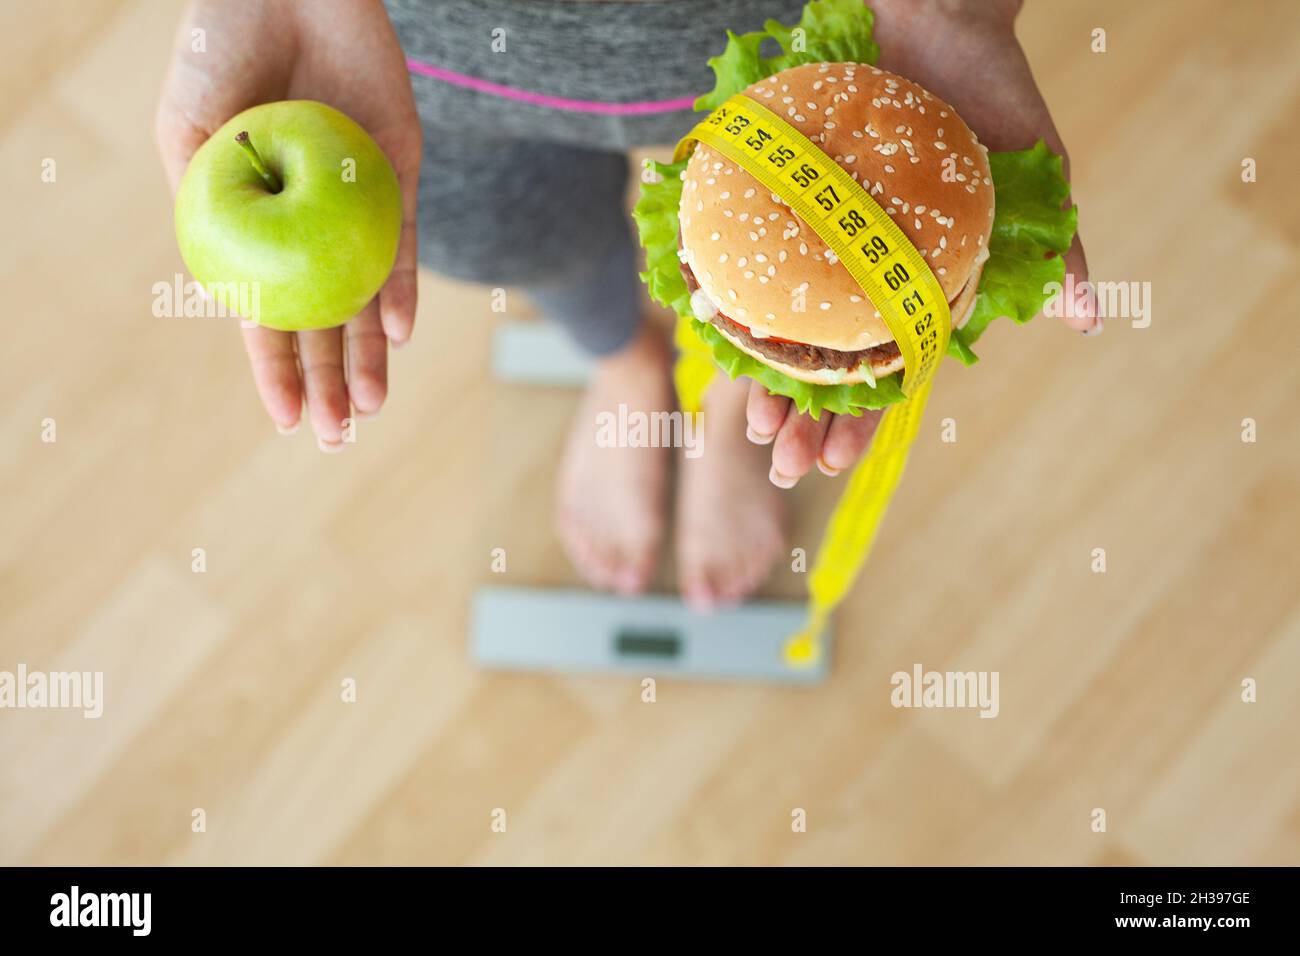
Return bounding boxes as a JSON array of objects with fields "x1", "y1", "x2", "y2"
[{"x1": 782, "y1": 631, "x2": 823, "y2": 668}]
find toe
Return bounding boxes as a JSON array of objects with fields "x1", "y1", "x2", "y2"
[
  {"x1": 586, "y1": 538, "x2": 623, "y2": 592},
  {"x1": 612, "y1": 547, "x2": 654, "y2": 595},
  {"x1": 557, "y1": 510, "x2": 608, "y2": 591},
  {"x1": 683, "y1": 580, "x2": 717, "y2": 613},
  {"x1": 679, "y1": 553, "x2": 718, "y2": 612}
]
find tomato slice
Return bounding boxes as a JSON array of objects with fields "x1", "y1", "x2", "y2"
[{"x1": 725, "y1": 318, "x2": 805, "y2": 346}]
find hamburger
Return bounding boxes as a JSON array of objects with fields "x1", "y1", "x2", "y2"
[{"x1": 676, "y1": 62, "x2": 995, "y2": 387}]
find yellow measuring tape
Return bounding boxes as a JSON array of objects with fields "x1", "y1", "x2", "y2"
[{"x1": 673, "y1": 93, "x2": 951, "y2": 664}]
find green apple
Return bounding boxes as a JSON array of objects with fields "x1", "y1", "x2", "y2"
[{"x1": 174, "y1": 100, "x2": 402, "y2": 331}]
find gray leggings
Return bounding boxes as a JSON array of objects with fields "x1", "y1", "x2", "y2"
[{"x1": 385, "y1": 0, "x2": 803, "y2": 355}]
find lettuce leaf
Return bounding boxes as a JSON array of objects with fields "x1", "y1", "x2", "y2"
[
  {"x1": 637, "y1": 0, "x2": 1078, "y2": 416},
  {"x1": 630, "y1": 161, "x2": 693, "y2": 321},
  {"x1": 696, "y1": 0, "x2": 881, "y2": 111},
  {"x1": 949, "y1": 141, "x2": 1077, "y2": 359},
  {"x1": 697, "y1": 317, "x2": 907, "y2": 414}
]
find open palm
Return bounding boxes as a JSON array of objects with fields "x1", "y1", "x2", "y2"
[
  {"x1": 746, "y1": 0, "x2": 1095, "y2": 486},
  {"x1": 156, "y1": 0, "x2": 421, "y2": 448}
]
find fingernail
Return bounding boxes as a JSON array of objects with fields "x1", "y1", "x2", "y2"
[
  {"x1": 354, "y1": 409, "x2": 380, "y2": 421},
  {"x1": 275, "y1": 421, "x2": 299, "y2": 436},
  {"x1": 389, "y1": 335, "x2": 409, "y2": 350},
  {"x1": 614, "y1": 567, "x2": 645, "y2": 595},
  {"x1": 817, "y1": 457, "x2": 841, "y2": 477},
  {"x1": 317, "y1": 437, "x2": 345, "y2": 454},
  {"x1": 1082, "y1": 317, "x2": 1105, "y2": 337},
  {"x1": 769, "y1": 465, "x2": 799, "y2": 489},
  {"x1": 684, "y1": 587, "x2": 716, "y2": 613},
  {"x1": 747, "y1": 425, "x2": 775, "y2": 445}
]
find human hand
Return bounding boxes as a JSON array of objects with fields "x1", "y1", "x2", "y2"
[
  {"x1": 155, "y1": 0, "x2": 421, "y2": 449},
  {"x1": 747, "y1": 0, "x2": 1095, "y2": 486}
]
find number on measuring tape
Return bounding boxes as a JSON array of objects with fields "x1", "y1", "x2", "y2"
[
  {"x1": 861, "y1": 234, "x2": 889, "y2": 264},
  {"x1": 883, "y1": 262, "x2": 910, "y2": 292},
  {"x1": 813, "y1": 184, "x2": 841, "y2": 212},
  {"x1": 723, "y1": 114, "x2": 750, "y2": 135},
  {"x1": 837, "y1": 208, "x2": 868, "y2": 237},
  {"x1": 767, "y1": 145, "x2": 796, "y2": 168},
  {"x1": 790, "y1": 162, "x2": 820, "y2": 188}
]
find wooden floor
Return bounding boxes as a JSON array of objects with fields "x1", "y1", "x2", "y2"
[{"x1": 1, "y1": 0, "x2": 1297, "y2": 866}]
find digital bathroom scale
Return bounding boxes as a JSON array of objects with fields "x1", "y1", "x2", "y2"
[
  {"x1": 492, "y1": 318, "x2": 595, "y2": 386},
  {"x1": 471, "y1": 587, "x2": 830, "y2": 684}
]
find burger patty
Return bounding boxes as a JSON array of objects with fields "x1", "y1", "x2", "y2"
[{"x1": 680, "y1": 259, "x2": 900, "y2": 372}]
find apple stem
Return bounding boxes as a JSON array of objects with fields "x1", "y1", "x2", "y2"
[{"x1": 234, "y1": 131, "x2": 281, "y2": 193}]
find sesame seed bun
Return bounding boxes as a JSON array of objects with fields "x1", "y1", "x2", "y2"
[{"x1": 678, "y1": 62, "x2": 995, "y2": 384}]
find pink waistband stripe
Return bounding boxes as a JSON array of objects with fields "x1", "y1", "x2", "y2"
[{"x1": 406, "y1": 58, "x2": 698, "y2": 115}]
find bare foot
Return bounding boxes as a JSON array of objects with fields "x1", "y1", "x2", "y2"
[
  {"x1": 675, "y1": 374, "x2": 786, "y2": 610},
  {"x1": 555, "y1": 323, "x2": 673, "y2": 595}
]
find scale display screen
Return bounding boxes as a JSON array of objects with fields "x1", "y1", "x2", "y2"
[
  {"x1": 614, "y1": 629, "x2": 682, "y2": 659},
  {"x1": 472, "y1": 587, "x2": 827, "y2": 683}
]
